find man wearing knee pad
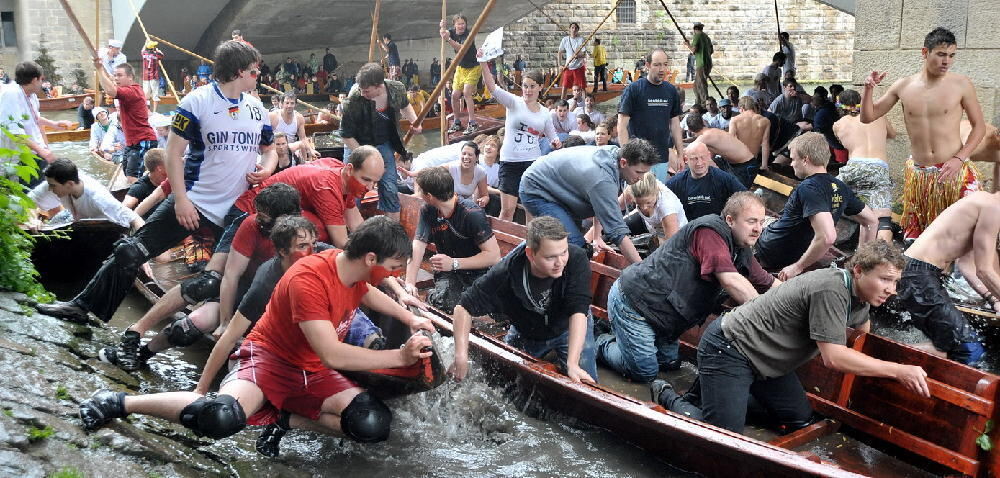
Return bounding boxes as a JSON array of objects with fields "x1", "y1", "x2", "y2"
[{"x1": 79, "y1": 217, "x2": 434, "y2": 453}]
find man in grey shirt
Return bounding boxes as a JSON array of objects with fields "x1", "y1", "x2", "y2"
[
  {"x1": 769, "y1": 79, "x2": 804, "y2": 124},
  {"x1": 780, "y1": 32, "x2": 796, "y2": 78},
  {"x1": 519, "y1": 140, "x2": 659, "y2": 264}
]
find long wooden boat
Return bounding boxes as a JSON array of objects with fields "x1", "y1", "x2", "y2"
[
  {"x1": 39, "y1": 93, "x2": 93, "y2": 111},
  {"x1": 357, "y1": 192, "x2": 1000, "y2": 477}
]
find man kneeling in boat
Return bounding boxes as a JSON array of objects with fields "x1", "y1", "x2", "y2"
[
  {"x1": 450, "y1": 216, "x2": 597, "y2": 384},
  {"x1": 896, "y1": 191, "x2": 1000, "y2": 365},
  {"x1": 404, "y1": 166, "x2": 501, "y2": 314},
  {"x1": 78, "y1": 217, "x2": 434, "y2": 447},
  {"x1": 27, "y1": 158, "x2": 144, "y2": 231},
  {"x1": 596, "y1": 192, "x2": 780, "y2": 381},
  {"x1": 652, "y1": 240, "x2": 930, "y2": 434}
]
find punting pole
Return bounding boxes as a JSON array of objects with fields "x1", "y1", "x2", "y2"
[
  {"x1": 439, "y1": 0, "x2": 448, "y2": 146},
  {"x1": 94, "y1": 0, "x2": 103, "y2": 105},
  {"x1": 124, "y1": 0, "x2": 181, "y2": 101},
  {"x1": 774, "y1": 0, "x2": 783, "y2": 49},
  {"x1": 655, "y1": 0, "x2": 724, "y2": 98},
  {"x1": 56, "y1": 0, "x2": 98, "y2": 59},
  {"x1": 403, "y1": 0, "x2": 498, "y2": 145},
  {"x1": 540, "y1": 0, "x2": 621, "y2": 99},
  {"x1": 368, "y1": 0, "x2": 382, "y2": 63}
]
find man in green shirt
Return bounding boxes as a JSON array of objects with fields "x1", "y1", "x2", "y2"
[{"x1": 686, "y1": 22, "x2": 713, "y2": 107}]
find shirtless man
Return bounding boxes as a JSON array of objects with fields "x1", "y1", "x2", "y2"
[
  {"x1": 269, "y1": 93, "x2": 316, "y2": 158},
  {"x1": 960, "y1": 120, "x2": 1000, "y2": 190},
  {"x1": 728, "y1": 96, "x2": 771, "y2": 174},
  {"x1": 686, "y1": 114, "x2": 757, "y2": 188},
  {"x1": 833, "y1": 89, "x2": 897, "y2": 242},
  {"x1": 896, "y1": 191, "x2": 1000, "y2": 365},
  {"x1": 861, "y1": 27, "x2": 987, "y2": 241}
]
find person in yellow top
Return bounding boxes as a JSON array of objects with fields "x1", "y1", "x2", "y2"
[
  {"x1": 407, "y1": 85, "x2": 430, "y2": 117},
  {"x1": 592, "y1": 38, "x2": 608, "y2": 93}
]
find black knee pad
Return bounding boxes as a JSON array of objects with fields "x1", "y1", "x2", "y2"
[
  {"x1": 163, "y1": 315, "x2": 203, "y2": 347},
  {"x1": 877, "y1": 216, "x2": 894, "y2": 232},
  {"x1": 179, "y1": 394, "x2": 246, "y2": 439},
  {"x1": 180, "y1": 270, "x2": 222, "y2": 304},
  {"x1": 113, "y1": 237, "x2": 150, "y2": 270},
  {"x1": 340, "y1": 392, "x2": 392, "y2": 443}
]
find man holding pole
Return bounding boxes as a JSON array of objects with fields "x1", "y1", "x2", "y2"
[
  {"x1": 557, "y1": 22, "x2": 588, "y2": 99},
  {"x1": 685, "y1": 22, "x2": 713, "y2": 108},
  {"x1": 441, "y1": 14, "x2": 480, "y2": 136},
  {"x1": 141, "y1": 41, "x2": 165, "y2": 113}
]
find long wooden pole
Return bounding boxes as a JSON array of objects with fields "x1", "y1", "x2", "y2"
[
  {"x1": 56, "y1": 0, "x2": 98, "y2": 58},
  {"x1": 403, "y1": 0, "x2": 497, "y2": 145},
  {"x1": 94, "y1": 0, "x2": 103, "y2": 104},
  {"x1": 368, "y1": 0, "x2": 382, "y2": 63},
  {"x1": 124, "y1": 0, "x2": 180, "y2": 102},
  {"x1": 655, "y1": 0, "x2": 724, "y2": 98},
  {"x1": 438, "y1": 0, "x2": 448, "y2": 146},
  {"x1": 525, "y1": 0, "x2": 561, "y2": 29},
  {"x1": 541, "y1": 0, "x2": 620, "y2": 98}
]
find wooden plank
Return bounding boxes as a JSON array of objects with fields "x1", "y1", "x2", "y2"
[{"x1": 768, "y1": 419, "x2": 840, "y2": 450}]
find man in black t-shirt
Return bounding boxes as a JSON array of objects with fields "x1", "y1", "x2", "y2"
[
  {"x1": 122, "y1": 148, "x2": 167, "y2": 212},
  {"x1": 322, "y1": 47, "x2": 338, "y2": 74},
  {"x1": 404, "y1": 167, "x2": 501, "y2": 313},
  {"x1": 77, "y1": 96, "x2": 96, "y2": 130},
  {"x1": 755, "y1": 133, "x2": 878, "y2": 280},
  {"x1": 666, "y1": 143, "x2": 746, "y2": 220},
  {"x1": 618, "y1": 49, "x2": 683, "y2": 169},
  {"x1": 440, "y1": 14, "x2": 480, "y2": 135}
]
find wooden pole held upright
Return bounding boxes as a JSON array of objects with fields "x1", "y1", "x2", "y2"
[
  {"x1": 56, "y1": 0, "x2": 98, "y2": 58},
  {"x1": 439, "y1": 0, "x2": 448, "y2": 146},
  {"x1": 404, "y1": 0, "x2": 498, "y2": 145},
  {"x1": 94, "y1": 0, "x2": 103, "y2": 104},
  {"x1": 368, "y1": 0, "x2": 382, "y2": 63},
  {"x1": 655, "y1": 0, "x2": 724, "y2": 98},
  {"x1": 774, "y1": 0, "x2": 783, "y2": 49},
  {"x1": 541, "y1": 0, "x2": 620, "y2": 98}
]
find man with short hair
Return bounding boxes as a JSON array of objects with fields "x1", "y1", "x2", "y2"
[
  {"x1": 77, "y1": 95, "x2": 96, "y2": 130},
  {"x1": 430, "y1": 57, "x2": 441, "y2": 86},
  {"x1": 269, "y1": 93, "x2": 314, "y2": 157},
  {"x1": 99, "y1": 39, "x2": 126, "y2": 76},
  {"x1": 566, "y1": 84, "x2": 586, "y2": 112},
  {"x1": 701, "y1": 97, "x2": 728, "y2": 130},
  {"x1": 617, "y1": 48, "x2": 684, "y2": 172},
  {"x1": 450, "y1": 216, "x2": 597, "y2": 383},
  {"x1": 88, "y1": 107, "x2": 113, "y2": 159},
  {"x1": 755, "y1": 132, "x2": 878, "y2": 280},
  {"x1": 598, "y1": 192, "x2": 780, "y2": 382},
  {"x1": 28, "y1": 158, "x2": 142, "y2": 230},
  {"x1": 729, "y1": 96, "x2": 771, "y2": 174},
  {"x1": 779, "y1": 32, "x2": 795, "y2": 78},
  {"x1": 77, "y1": 216, "x2": 435, "y2": 449},
  {"x1": 573, "y1": 93, "x2": 605, "y2": 125},
  {"x1": 441, "y1": 14, "x2": 480, "y2": 135},
  {"x1": 652, "y1": 240, "x2": 931, "y2": 434},
  {"x1": 141, "y1": 41, "x2": 165, "y2": 112},
  {"x1": 94, "y1": 61, "x2": 158, "y2": 182},
  {"x1": 592, "y1": 38, "x2": 608, "y2": 93},
  {"x1": 323, "y1": 47, "x2": 338, "y2": 74},
  {"x1": 558, "y1": 22, "x2": 588, "y2": 99},
  {"x1": 685, "y1": 22, "x2": 713, "y2": 107},
  {"x1": 341, "y1": 63, "x2": 422, "y2": 221},
  {"x1": 512, "y1": 55, "x2": 526, "y2": 89},
  {"x1": 123, "y1": 148, "x2": 168, "y2": 210},
  {"x1": 404, "y1": 167, "x2": 501, "y2": 313},
  {"x1": 686, "y1": 114, "x2": 758, "y2": 188},
  {"x1": 551, "y1": 99, "x2": 576, "y2": 135},
  {"x1": 768, "y1": 79, "x2": 804, "y2": 125},
  {"x1": 666, "y1": 142, "x2": 746, "y2": 220},
  {"x1": 520, "y1": 141, "x2": 659, "y2": 264},
  {"x1": 861, "y1": 27, "x2": 987, "y2": 241},
  {"x1": 0, "y1": 61, "x2": 72, "y2": 173},
  {"x1": 761, "y1": 52, "x2": 785, "y2": 101},
  {"x1": 380, "y1": 34, "x2": 401, "y2": 81}
]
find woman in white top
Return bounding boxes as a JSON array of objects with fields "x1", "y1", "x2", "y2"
[
  {"x1": 569, "y1": 113, "x2": 596, "y2": 144},
  {"x1": 620, "y1": 172, "x2": 687, "y2": 240},
  {"x1": 478, "y1": 135, "x2": 501, "y2": 190},
  {"x1": 480, "y1": 55, "x2": 561, "y2": 221},
  {"x1": 445, "y1": 141, "x2": 489, "y2": 207}
]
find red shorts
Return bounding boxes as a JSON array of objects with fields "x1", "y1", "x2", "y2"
[
  {"x1": 562, "y1": 66, "x2": 586, "y2": 89},
  {"x1": 225, "y1": 340, "x2": 359, "y2": 425},
  {"x1": 832, "y1": 148, "x2": 849, "y2": 164}
]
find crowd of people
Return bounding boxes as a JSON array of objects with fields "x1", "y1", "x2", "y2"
[{"x1": 2, "y1": 16, "x2": 999, "y2": 459}]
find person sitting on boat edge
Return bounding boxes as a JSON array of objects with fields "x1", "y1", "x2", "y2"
[
  {"x1": 444, "y1": 141, "x2": 491, "y2": 207},
  {"x1": 519, "y1": 140, "x2": 660, "y2": 265},
  {"x1": 652, "y1": 240, "x2": 930, "y2": 434},
  {"x1": 597, "y1": 192, "x2": 778, "y2": 383},
  {"x1": 665, "y1": 143, "x2": 746, "y2": 221},
  {"x1": 27, "y1": 158, "x2": 143, "y2": 231},
  {"x1": 754, "y1": 132, "x2": 878, "y2": 281},
  {"x1": 122, "y1": 148, "x2": 168, "y2": 212},
  {"x1": 405, "y1": 166, "x2": 501, "y2": 314},
  {"x1": 87, "y1": 107, "x2": 114, "y2": 160},
  {"x1": 896, "y1": 191, "x2": 1000, "y2": 365},
  {"x1": 77, "y1": 216, "x2": 435, "y2": 449},
  {"x1": 449, "y1": 216, "x2": 597, "y2": 384}
]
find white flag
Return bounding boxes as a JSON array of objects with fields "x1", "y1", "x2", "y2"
[{"x1": 476, "y1": 27, "x2": 504, "y2": 62}]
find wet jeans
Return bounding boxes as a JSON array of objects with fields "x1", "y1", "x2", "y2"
[
  {"x1": 596, "y1": 281, "x2": 679, "y2": 383},
  {"x1": 505, "y1": 314, "x2": 599, "y2": 381}
]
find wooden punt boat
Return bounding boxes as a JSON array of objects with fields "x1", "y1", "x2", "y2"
[
  {"x1": 30, "y1": 219, "x2": 127, "y2": 283},
  {"x1": 38, "y1": 93, "x2": 93, "y2": 111},
  {"x1": 357, "y1": 192, "x2": 1000, "y2": 477}
]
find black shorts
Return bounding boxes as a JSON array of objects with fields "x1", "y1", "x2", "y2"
[
  {"x1": 896, "y1": 258, "x2": 980, "y2": 356},
  {"x1": 123, "y1": 140, "x2": 157, "y2": 178},
  {"x1": 498, "y1": 161, "x2": 532, "y2": 197}
]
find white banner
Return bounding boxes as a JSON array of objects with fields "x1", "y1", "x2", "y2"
[{"x1": 476, "y1": 27, "x2": 504, "y2": 62}]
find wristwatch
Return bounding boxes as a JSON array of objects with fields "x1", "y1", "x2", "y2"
[{"x1": 452, "y1": 258, "x2": 460, "y2": 271}]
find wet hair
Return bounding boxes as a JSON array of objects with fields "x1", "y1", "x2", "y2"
[
  {"x1": 646, "y1": 48, "x2": 668, "y2": 64},
  {"x1": 526, "y1": 216, "x2": 569, "y2": 250},
  {"x1": 576, "y1": 113, "x2": 594, "y2": 129},
  {"x1": 629, "y1": 172, "x2": 661, "y2": 199},
  {"x1": 721, "y1": 191, "x2": 765, "y2": 220},
  {"x1": 924, "y1": 27, "x2": 956, "y2": 51},
  {"x1": 270, "y1": 215, "x2": 317, "y2": 254},
  {"x1": 738, "y1": 95, "x2": 758, "y2": 113},
  {"x1": 347, "y1": 144, "x2": 380, "y2": 170},
  {"x1": 772, "y1": 52, "x2": 787, "y2": 64},
  {"x1": 282, "y1": 93, "x2": 297, "y2": 103},
  {"x1": 562, "y1": 135, "x2": 587, "y2": 148},
  {"x1": 461, "y1": 140, "x2": 480, "y2": 157},
  {"x1": 143, "y1": 148, "x2": 166, "y2": 172},
  {"x1": 619, "y1": 138, "x2": 659, "y2": 166},
  {"x1": 685, "y1": 113, "x2": 705, "y2": 132},
  {"x1": 846, "y1": 239, "x2": 906, "y2": 273},
  {"x1": 838, "y1": 89, "x2": 862, "y2": 116},
  {"x1": 416, "y1": 166, "x2": 455, "y2": 201},
  {"x1": 43, "y1": 158, "x2": 80, "y2": 184},
  {"x1": 273, "y1": 131, "x2": 288, "y2": 143},
  {"x1": 344, "y1": 216, "x2": 412, "y2": 261},
  {"x1": 14, "y1": 61, "x2": 42, "y2": 85},
  {"x1": 789, "y1": 132, "x2": 830, "y2": 167},
  {"x1": 213, "y1": 40, "x2": 262, "y2": 83},
  {"x1": 356, "y1": 62, "x2": 385, "y2": 88},
  {"x1": 115, "y1": 63, "x2": 135, "y2": 78},
  {"x1": 254, "y1": 183, "x2": 301, "y2": 218}
]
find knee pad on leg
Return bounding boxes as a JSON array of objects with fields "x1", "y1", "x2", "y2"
[
  {"x1": 113, "y1": 237, "x2": 150, "y2": 270},
  {"x1": 340, "y1": 392, "x2": 392, "y2": 443},
  {"x1": 180, "y1": 270, "x2": 222, "y2": 304},
  {"x1": 163, "y1": 315, "x2": 203, "y2": 347},
  {"x1": 179, "y1": 394, "x2": 246, "y2": 439},
  {"x1": 877, "y1": 216, "x2": 894, "y2": 232}
]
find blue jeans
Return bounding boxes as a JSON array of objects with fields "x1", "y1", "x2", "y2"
[
  {"x1": 596, "y1": 281, "x2": 678, "y2": 383},
  {"x1": 538, "y1": 133, "x2": 569, "y2": 156},
  {"x1": 518, "y1": 191, "x2": 586, "y2": 247},
  {"x1": 344, "y1": 142, "x2": 400, "y2": 213},
  {"x1": 505, "y1": 314, "x2": 599, "y2": 381}
]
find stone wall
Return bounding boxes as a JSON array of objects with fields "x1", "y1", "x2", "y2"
[
  {"x1": 853, "y1": 0, "x2": 996, "y2": 188},
  {"x1": 503, "y1": 0, "x2": 855, "y2": 84},
  {"x1": 14, "y1": 0, "x2": 114, "y2": 90}
]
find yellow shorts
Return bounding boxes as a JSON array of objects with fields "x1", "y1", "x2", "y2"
[{"x1": 453, "y1": 65, "x2": 482, "y2": 88}]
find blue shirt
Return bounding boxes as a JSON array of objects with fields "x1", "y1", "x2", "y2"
[
  {"x1": 666, "y1": 167, "x2": 746, "y2": 220},
  {"x1": 618, "y1": 78, "x2": 683, "y2": 163}
]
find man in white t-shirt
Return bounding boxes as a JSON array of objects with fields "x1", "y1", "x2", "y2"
[
  {"x1": 573, "y1": 94, "x2": 605, "y2": 125},
  {"x1": 100, "y1": 39, "x2": 127, "y2": 76},
  {"x1": 28, "y1": 158, "x2": 142, "y2": 230},
  {"x1": 557, "y1": 22, "x2": 587, "y2": 99},
  {"x1": 0, "y1": 61, "x2": 74, "y2": 182}
]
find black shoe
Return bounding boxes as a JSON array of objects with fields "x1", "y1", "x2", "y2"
[
  {"x1": 650, "y1": 379, "x2": 673, "y2": 405},
  {"x1": 99, "y1": 331, "x2": 142, "y2": 371},
  {"x1": 660, "y1": 359, "x2": 681, "y2": 372},
  {"x1": 36, "y1": 301, "x2": 89, "y2": 323},
  {"x1": 79, "y1": 389, "x2": 126, "y2": 431},
  {"x1": 255, "y1": 423, "x2": 289, "y2": 457}
]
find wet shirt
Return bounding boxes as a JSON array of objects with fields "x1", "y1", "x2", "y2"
[
  {"x1": 415, "y1": 198, "x2": 494, "y2": 260},
  {"x1": 235, "y1": 159, "x2": 349, "y2": 233},
  {"x1": 237, "y1": 256, "x2": 284, "y2": 327},
  {"x1": 756, "y1": 173, "x2": 865, "y2": 269},
  {"x1": 447, "y1": 162, "x2": 488, "y2": 200},
  {"x1": 618, "y1": 78, "x2": 683, "y2": 162},
  {"x1": 29, "y1": 174, "x2": 139, "y2": 228},
  {"x1": 636, "y1": 187, "x2": 688, "y2": 237},
  {"x1": 665, "y1": 167, "x2": 747, "y2": 220},
  {"x1": 126, "y1": 175, "x2": 157, "y2": 204}
]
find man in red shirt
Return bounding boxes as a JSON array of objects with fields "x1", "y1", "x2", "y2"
[
  {"x1": 141, "y1": 41, "x2": 165, "y2": 113},
  {"x1": 79, "y1": 216, "x2": 434, "y2": 448},
  {"x1": 94, "y1": 61, "x2": 158, "y2": 182}
]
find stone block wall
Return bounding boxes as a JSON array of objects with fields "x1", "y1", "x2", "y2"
[
  {"x1": 15, "y1": 0, "x2": 113, "y2": 90},
  {"x1": 503, "y1": 0, "x2": 855, "y2": 83}
]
